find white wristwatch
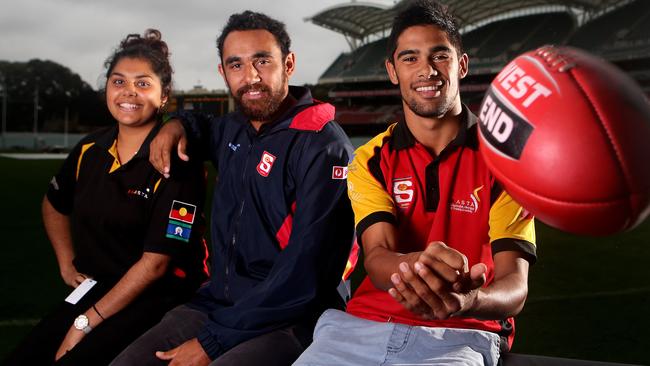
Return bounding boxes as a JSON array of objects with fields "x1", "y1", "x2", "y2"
[{"x1": 73, "y1": 314, "x2": 92, "y2": 334}]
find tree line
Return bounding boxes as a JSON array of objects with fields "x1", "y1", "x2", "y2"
[{"x1": 0, "y1": 59, "x2": 113, "y2": 133}]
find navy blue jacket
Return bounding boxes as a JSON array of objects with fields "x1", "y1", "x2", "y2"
[{"x1": 179, "y1": 86, "x2": 355, "y2": 359}]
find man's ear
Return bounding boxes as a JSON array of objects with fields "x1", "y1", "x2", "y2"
[
  {"x1": 218, "y1": 63, "x2": 225, "y2": 78},
  {"x1": 285, "y1": 52, "x2": 296, "y2": 77},
  {"x1": 458, "y1": 53, "x2": 469, "y2": 79},
  {"x1": 385, "y1": 59, "x2": 399, "y2": 85}
]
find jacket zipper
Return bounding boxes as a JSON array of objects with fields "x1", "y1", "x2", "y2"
[{"x1": 224, "y1": 140, "x2": 254, "y2": 302}]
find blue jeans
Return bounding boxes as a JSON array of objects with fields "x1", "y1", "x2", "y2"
[{"x1": 293, "y1": 309, "x2": 501, "y2": 366}]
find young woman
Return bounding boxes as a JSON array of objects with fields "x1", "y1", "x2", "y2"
[{"x1": 3, "y1": 29, "x2": 209, "y2": 366}]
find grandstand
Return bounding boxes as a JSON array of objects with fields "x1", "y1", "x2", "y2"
[{"x1": 307, "y1": 0, "x2": 650, "y2": 132}]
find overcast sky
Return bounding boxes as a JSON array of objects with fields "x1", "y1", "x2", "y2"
[{"x1": 0, "y1": 0, "x2": 394, "y2": 92}]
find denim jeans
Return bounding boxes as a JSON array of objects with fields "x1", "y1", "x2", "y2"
[{"x1": 293, "y1": 309, "x2": 501, "y2": 366}]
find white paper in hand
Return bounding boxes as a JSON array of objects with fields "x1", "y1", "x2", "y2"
[{"x1": 64, "y1": 278, "x2": 97, "y2": 304}]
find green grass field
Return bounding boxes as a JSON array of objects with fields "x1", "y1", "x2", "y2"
[{"x1": 1, "y1": 156, "x2": 649, "y2": 364}]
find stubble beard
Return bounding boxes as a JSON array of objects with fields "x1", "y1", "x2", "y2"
[
  {"x1": 404, "y1": 85, "x2": 458, "y2": 119},
  {"x1": 405, "y1": 97, "x2": 448, "y2": 118}
]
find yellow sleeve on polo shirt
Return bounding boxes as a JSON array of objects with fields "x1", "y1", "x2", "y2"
[
  {"x1": 489, "y1": 190, "x2": 536, "y2": 251},
  {"x1": 347, "y1": 126, "x2": 397, "y2": 230}
]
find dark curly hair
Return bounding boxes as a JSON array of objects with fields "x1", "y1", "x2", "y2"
[
  {"x1": 104, "y1": 29, "x2": 173, "y2": 98},
  {"x1": 216, "y1": 11, "x2": 291, "y2": 61},
  {"x1": 387, "y1": 0, "x2": 463, "y2": 63}
]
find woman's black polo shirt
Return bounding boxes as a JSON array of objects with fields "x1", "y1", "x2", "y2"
[{"x1": 46, "y1": 124, "x2": 208, "y2": 290}]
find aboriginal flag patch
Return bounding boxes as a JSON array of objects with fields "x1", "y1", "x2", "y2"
[
  {"x1": 166, "y1": 220, "x2": 192, "y2": 242},
  {"x1": 169, "y1": 200, "x2": 196, "y2": 224}
]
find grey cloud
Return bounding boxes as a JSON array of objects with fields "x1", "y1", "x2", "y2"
[{"x1": 0, "y1": 0, "x2": 351, "y2": 91}]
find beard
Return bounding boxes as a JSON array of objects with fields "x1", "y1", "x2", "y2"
[{"x1": 233, "y1": 80, "x2": 286, "y2": 122}]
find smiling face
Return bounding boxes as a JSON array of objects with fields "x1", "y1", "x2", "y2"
[
  {"x1": 218, "y1": 29, "x2": 294, "y2": 123},
  {"x1": 386, "y1": 24, "x2": 468, "y2": 119},
  {"x1": 106, "y1": 57, "x2": 167, "y2": 129}
]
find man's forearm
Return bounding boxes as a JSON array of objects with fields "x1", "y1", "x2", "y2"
[
  {"x1": 365, "y1": 246, "x2": 421, "y2": 290},
  {"x1": 464, "y1": 257, "x2": 529, "y2": 320}
]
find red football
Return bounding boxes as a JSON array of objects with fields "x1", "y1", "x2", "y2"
[{"x1": 477, "y1": 45, "x2": 650, "y2": 236}]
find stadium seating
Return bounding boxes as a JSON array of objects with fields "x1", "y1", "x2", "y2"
[
  {"x1": 517, "y1": 13, "x2": 575, "y2": 53},
  {"x1": 465, "y1": 13, "x2": 575, "y2": 72},
  {"x1": 320, "y1": 53, "x2": 355, "y2": 83},
  {"x1": 319, "y1": 39, "x2": 388, "y2": 83},
  {"x1": 340, "y1": 39, "x2": 387, "y2": 80},
  {"x1": 335, "y1": 104, "x2": 402, "y2": 125},
  {"x1": 468, "y1": 15, "x2": 541, "y2": 59},
  {"x1": 569, "y1": 0, "x2": 650, "y2": 52}
]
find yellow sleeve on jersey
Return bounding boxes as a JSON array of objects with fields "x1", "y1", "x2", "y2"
[
  {"x1": 489, "y1": 190, "x2": 536, "y2": 247},
  {"x1": 347, "y1": 125, "x2": 397, "y2": 229}
]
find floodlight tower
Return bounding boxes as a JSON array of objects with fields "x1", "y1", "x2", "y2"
[{"x1": 0, "y1": 72, "x2": 6, "y2": 149}]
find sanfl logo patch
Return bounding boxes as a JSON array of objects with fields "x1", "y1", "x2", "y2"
[{"x1": 256, "y1": 151, "x2": 276, "y2": 177}]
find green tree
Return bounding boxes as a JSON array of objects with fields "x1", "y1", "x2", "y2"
[{"x1": 0, "y1": 59, "x2": 111, "y2": 133}]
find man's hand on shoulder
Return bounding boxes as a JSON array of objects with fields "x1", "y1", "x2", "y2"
[{"x1": 149, "y1": 119, "x2": 189, "y2": 178}]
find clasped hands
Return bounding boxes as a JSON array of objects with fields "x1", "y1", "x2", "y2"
[{"x1": 388, "y1": 241, "x2": 487, "y2": 320}]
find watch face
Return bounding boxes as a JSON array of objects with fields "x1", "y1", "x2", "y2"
[{"x1": 74, "y1": 314, "x2": 89, "y2": 330}]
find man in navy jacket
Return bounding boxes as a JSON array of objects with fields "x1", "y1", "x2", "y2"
[{"x1": 111, "y1": 11, "x2": 355, "y2": 366}]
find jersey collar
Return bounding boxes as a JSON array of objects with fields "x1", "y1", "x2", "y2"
[
  {"x1": 95, "y1": 121, "x2": 163, "y2": 160},
  {"x1": 391, "y1": 104, "x2": 478, "y2": 152}
]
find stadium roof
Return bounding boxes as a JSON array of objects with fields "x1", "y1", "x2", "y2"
[
  {"x1": 307, "y1": 0, "x2": 629, "y2": 49},
  {"x1": 306, "y1": 2, "x2": 394, "y2": 49}
]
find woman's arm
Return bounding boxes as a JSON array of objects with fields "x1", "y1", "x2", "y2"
[
  {"x1": 42, "y1": 196, "x2": 87, "y2": 288},
  {"x1": 55, "y1": 251, "x2": 170, "y2": 360}
]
